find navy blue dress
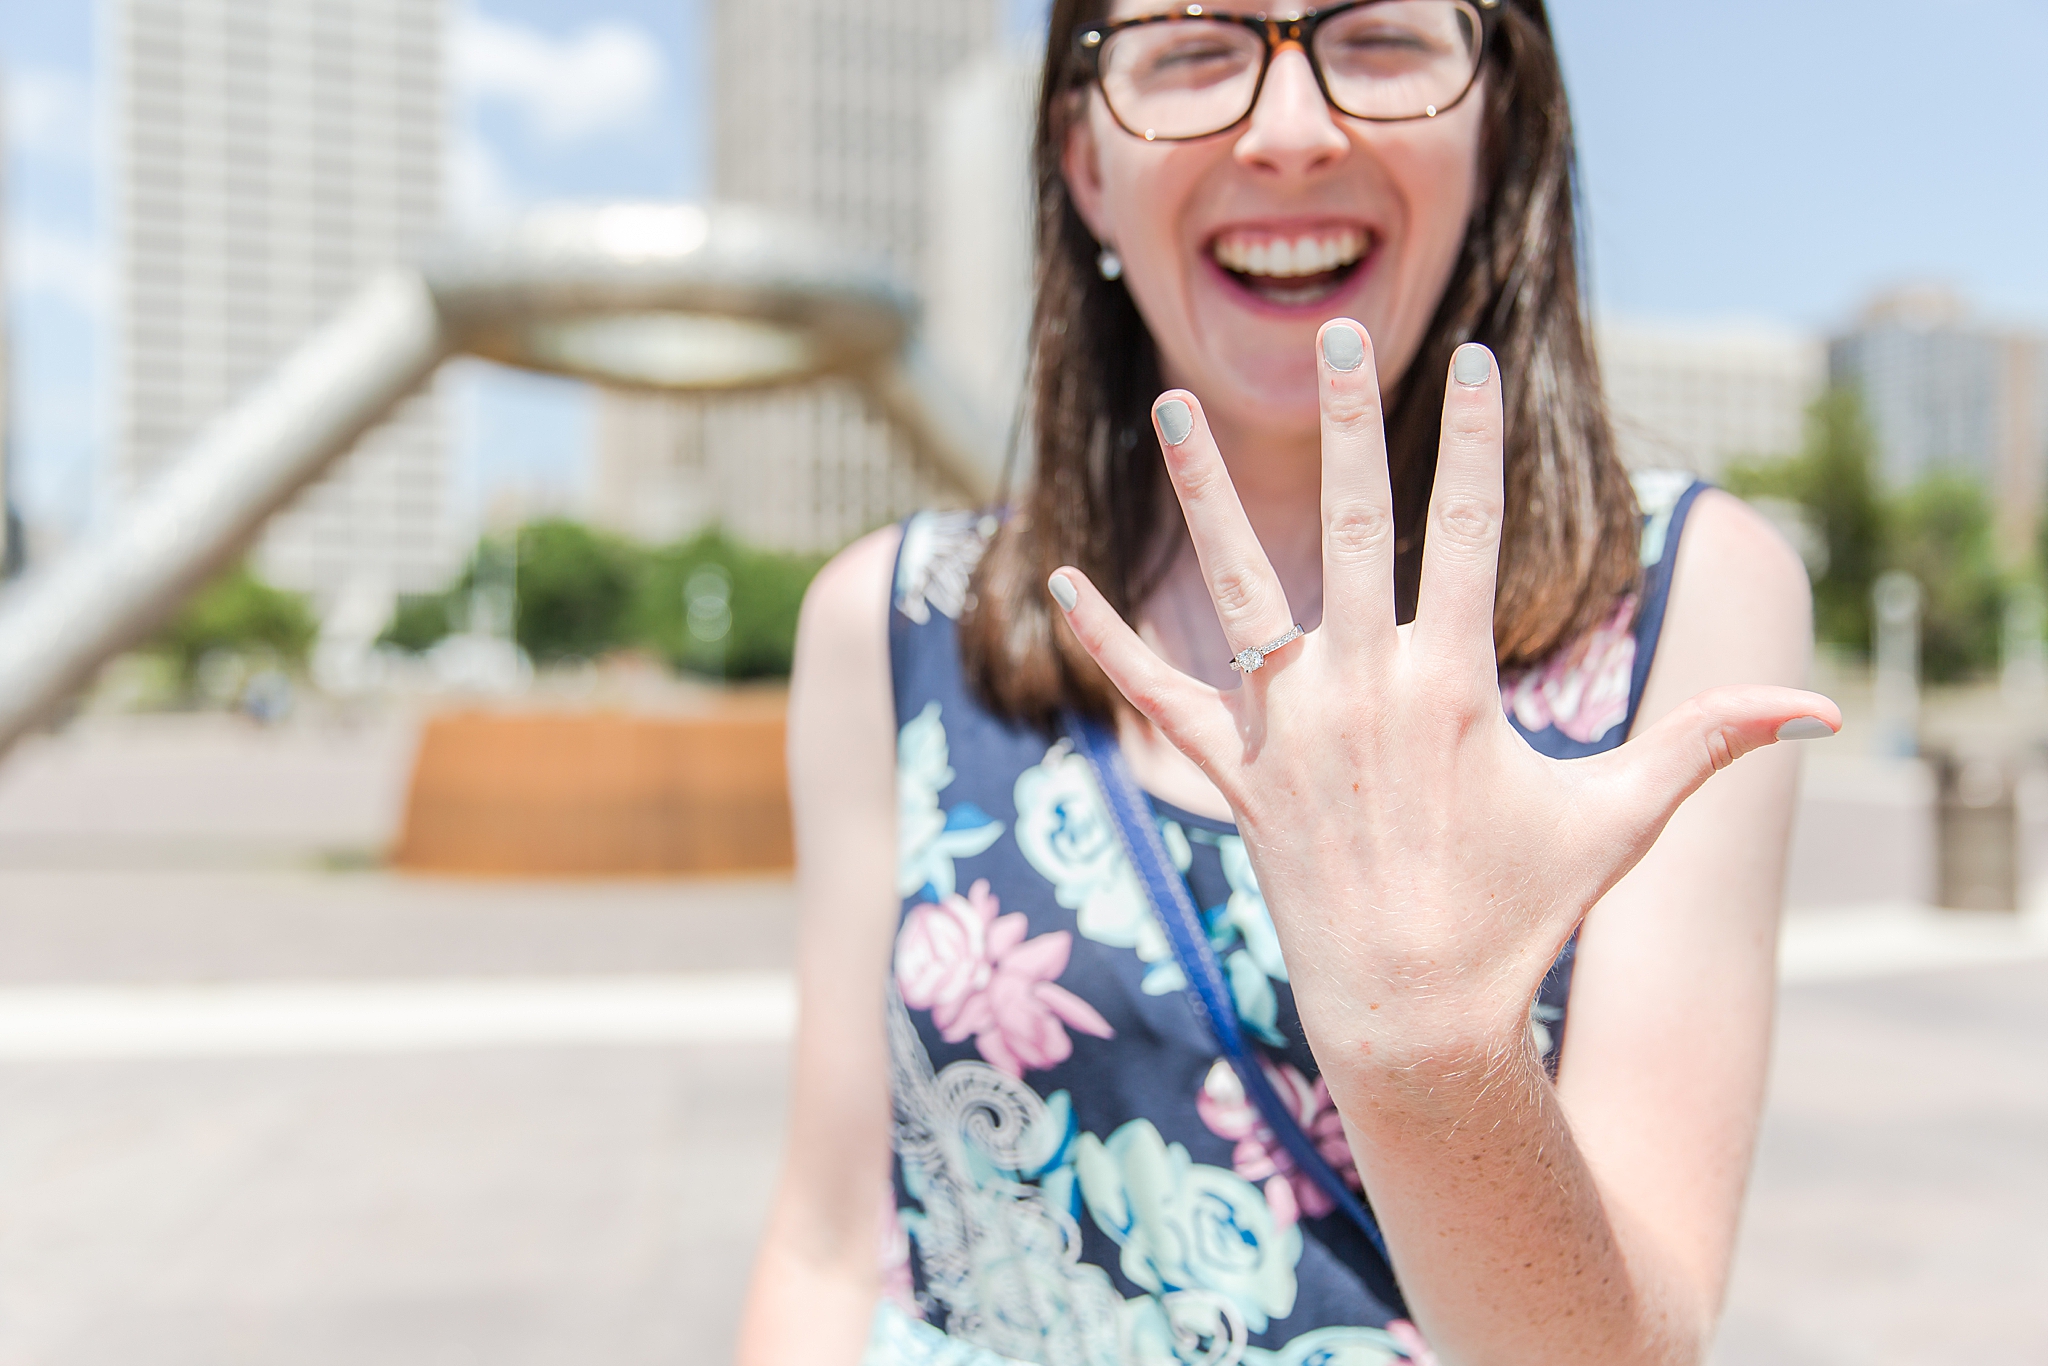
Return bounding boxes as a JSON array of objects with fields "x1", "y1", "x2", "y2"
[{"x1": 868, "y1": 475, "x2": 1707, "y2": 1366}]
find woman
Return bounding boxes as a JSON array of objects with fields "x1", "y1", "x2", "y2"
[{"x1": 740, "y1": 1, "x2": 1836, "y2": 1362}]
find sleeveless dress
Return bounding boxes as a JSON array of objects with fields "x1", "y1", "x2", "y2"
[{"x1": 869, "y1": 473, "x2": 1709, "y2": 1366}]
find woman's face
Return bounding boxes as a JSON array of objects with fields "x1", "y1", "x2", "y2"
[{"x1": 1064, "y1": 4, "x2": 1486, "y2": 445}]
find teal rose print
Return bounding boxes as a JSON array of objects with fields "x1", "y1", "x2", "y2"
[
  {"x1": 1151, "y1": 823, "x2": 1288, "y2": 1045},
  {"x1": 898, "y1": 702, "x2": 1003, "y2": 900},
  {"x1": 1075, "y1": 1118, "x2": 1302, "y2": 1333},
  {"x1": 1014, "y1": 741, "x2": 1174, "y2": 974}
]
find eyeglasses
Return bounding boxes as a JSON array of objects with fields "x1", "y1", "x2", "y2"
[{"x1": 1077, "y1": 1, "x2": 1500, "y2": 143}]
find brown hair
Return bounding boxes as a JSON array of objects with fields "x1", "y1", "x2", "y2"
[{"x1": 962, "y1": 0, "x2": 1639, "y2": 729}]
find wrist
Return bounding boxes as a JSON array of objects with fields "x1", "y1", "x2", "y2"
[{"x1": 1316, "y1": 999, "x2": 1545, "y2": 1127}]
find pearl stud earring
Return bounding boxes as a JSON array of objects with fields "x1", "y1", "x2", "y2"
[{"x1": 1097, "y1": 247, "x2": 1123, "y2": 282}]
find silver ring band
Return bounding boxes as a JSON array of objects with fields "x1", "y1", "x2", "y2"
[{"x1": 1229, "y1": 624, "x2": 1306, "y2": 673}]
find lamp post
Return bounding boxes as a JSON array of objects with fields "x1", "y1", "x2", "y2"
[
  {"x1": 1871, "y1": 570, "x2": 1922, "y2": 760},
  {"x1": 0, "y1": 204, "x2": 999, "y2": 757}
]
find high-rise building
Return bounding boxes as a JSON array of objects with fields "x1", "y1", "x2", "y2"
[
  {"x1": 1596, "y1": 317, "x2": 1826, "y2": 479},
  {"x1": 593, "y1": 0, "x2": 1009, "y2": 553},
  {"x1": 111, "y1": 0, "x2": 450, "y2": 603},
  {"x1": 1829, "y1": 287, "x2": 2048, "y2": 562}
]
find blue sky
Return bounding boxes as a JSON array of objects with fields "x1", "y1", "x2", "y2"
[{"x1": 5, "y1": 0, "x2": 2047, "y2": 546}]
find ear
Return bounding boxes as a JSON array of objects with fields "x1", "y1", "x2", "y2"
[{"x1": 1060, "y1": 96, "x2": 1113, "y2": 244}]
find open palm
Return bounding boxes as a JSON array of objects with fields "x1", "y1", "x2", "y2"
[{"x1": 1049, "y1": 323, "x2": 1837, "y2": 1105}]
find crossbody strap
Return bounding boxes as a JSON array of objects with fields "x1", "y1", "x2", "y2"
[{"x1": 1065, "y1": 711, "x2": 1392, "y2": 1269}]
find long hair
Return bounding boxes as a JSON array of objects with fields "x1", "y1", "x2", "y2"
[{"x1": 961, "y1": 0, "x2": 1639, "y2": 730}]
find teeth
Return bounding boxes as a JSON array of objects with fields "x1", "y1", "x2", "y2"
[{"x1": 1213, "y1": 228, "x2": 1367, "y2": 279}]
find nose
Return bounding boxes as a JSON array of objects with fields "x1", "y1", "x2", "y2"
[{"x1": 1233, "y1": 45, "x2": 1349, "y2": 176}]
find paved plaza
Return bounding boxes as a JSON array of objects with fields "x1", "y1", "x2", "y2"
[{"x1": 0, "y1": 715, "x2": 2040, "y2": 1364}]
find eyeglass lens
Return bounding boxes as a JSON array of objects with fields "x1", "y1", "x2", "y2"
[{"x1": 1098, "y1": 1, "x2": 1484, "y2": 141}]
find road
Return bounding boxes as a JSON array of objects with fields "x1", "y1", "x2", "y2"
[{"x1": 0, "y1": 713, "x2": 2040, "y2": 1364}]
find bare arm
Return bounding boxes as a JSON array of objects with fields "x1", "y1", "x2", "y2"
[
  {"x1": 1335, "y1": 492, "x2": 1812, "y2": 1363},
  {"x1": 1053, "y1": 324, "x2": 1833, "y2": 1365},
  {"x1": 735, "y1": 525, "x2": 902, "y2": 1366},
  {"x1": 1553, "y1": 491, "x2": 1810, "y2": 1342}
]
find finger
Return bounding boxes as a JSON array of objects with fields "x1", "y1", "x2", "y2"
[
  {"x1": 1412, "y1": 343, "x2": 1506, "y2": 671},
  {"x1": 1586, "y1": 684, "x2": 1842, "y2": 847},
  {"x1": 1048, "y1": 567, "x2": 1233, "y2": 768},
  {"x1": 1316, "y1": 320, "x2": 1398, "y2": 662},
  {"x1": 1151, "y1": 391, "x2": 1298, "y2": 669}
]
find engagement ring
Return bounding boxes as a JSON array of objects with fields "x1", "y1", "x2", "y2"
[{"x1": 1229, "y1": 624, "x2": 1306, "y2": 674}]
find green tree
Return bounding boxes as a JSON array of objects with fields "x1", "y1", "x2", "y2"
[
  {"x1": 375, "y1": 520, "x2": 824, "y2": 679},
  {"x1": 1727, "y1": 386, "x2": 2010, "y2": 680},
  {"x1": 154, "y1": 565, "x2": 319, "y2": 681},
  {"x1": 1724, "y1": 386, "x2": 1886, "y2": 653},
  {"x1": 633, "y1": 530, "x2": 824, "y2": 679},
  {"x1": 513, "y1": 519, "x2": 642, "y2": 663},
  {"x1": 379, "y1": 593, "x2": 455, "y2": 653},
  {"x1": 1888, "y1": 473, "x2": 2003, "y2": 683}
]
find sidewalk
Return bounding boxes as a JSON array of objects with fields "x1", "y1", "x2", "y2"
[
  {"x1": 1716, "y1": 959, "x2": 2048, "y2": 1365},
  {"x1": 0, "y1": 712, "x2": 2040, "y2": 1363}
]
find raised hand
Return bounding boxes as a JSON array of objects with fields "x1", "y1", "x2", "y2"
[{"x1": 1046, "y1": 323, "x2": 1838, "y2": 1105}]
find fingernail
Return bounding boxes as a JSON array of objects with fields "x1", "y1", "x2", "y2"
[
  {"x1": 1322, "y1": 324, "x2": 1365, "y2": 372},
  {"x1": 1452, "y1": 343, "x2": 1492, "y2": 386},
  {"x1": 1047, "y1": 572, "x2": 1078, "y2": 612},
  {"x1": 1156, "y1": 398, "x2": 1193, "y2": 446},
  {"x1": 1776, "y1": 716, "x2": 1835, "y2": 741}
]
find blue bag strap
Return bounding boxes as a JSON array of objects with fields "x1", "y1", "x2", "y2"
[{"x1": 1065, "y1": 710, "x2": 1393, "y2": 1270}]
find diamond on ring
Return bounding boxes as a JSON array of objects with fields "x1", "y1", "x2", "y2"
[{"x1": 1229, "y1": 624, "x2": 1305, "y2": 673}]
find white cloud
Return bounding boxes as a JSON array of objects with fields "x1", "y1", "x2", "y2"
[
  {"x1": 8, "y1": 223, "x2": 105, "y2": 315},
  {"x1": 6, "y1": 69, "x2": 94, "y2": 165},
  {"x1": 452, "y1": 12, "x2": 665, "y2": 146}
]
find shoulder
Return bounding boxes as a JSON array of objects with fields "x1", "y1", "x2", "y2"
[
  {"x1": 1642, "y1": 488, "x2": 1813, "y2": 710},
  {"x1": 1668, "y1": 490, "x2": 1812, "y2": 657},
  {"x1": 802, "y1": 523, "x2": 902, "y2": 632},
  {"x1": 794, "y1": 523, "x2": 901, "y2": 674},
  {"x1": 789, "y1": 525, "x2": 901, "y2": 765}
]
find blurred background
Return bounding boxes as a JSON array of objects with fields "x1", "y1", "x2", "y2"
[{"x1": 0, "y1": 1, "x2": 2044, "y2": 1362}]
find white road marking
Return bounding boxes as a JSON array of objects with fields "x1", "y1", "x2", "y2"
[
  {"x1": 0, "y1": 907, "x2": 2040, "y2": 1061},
  {"x1": 1779, "y1": 904, "x2": 2048, "y2": 983},
  {"x1": 0, "y1": 973, "x2": 796, "y2": 1060}
]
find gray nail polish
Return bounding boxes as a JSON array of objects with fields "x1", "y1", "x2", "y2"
[
  {"x1": 1156, "y1": 398, "x2": 1194, "y2": 446},
  {"x1": 1452, "y1": 343, "x2": 1491, "y2": 386},
  {"x1": 1776, "y1": 716, "x2": 1835, "y2": 741},
  {"x1": 1322, "y1": 324, "x2": 1365, "y2": 372},
  {"x1": 1047, "y1": 571, "x2": 1078, "y2": 612}
]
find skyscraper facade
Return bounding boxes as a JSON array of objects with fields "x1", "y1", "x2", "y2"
[
  {"x1": 1596, "y1": 317, "x2": 1826, "y2": 478},
  {"x1": 111, "y1": 0, "x2": 450, "y2": 602},
  {"x1": 1830, "y1": 288, "x2": 2048, "y2": 563},
  {"x1": 593, "y1": 0, "x2": 1009, "y2": 553}
]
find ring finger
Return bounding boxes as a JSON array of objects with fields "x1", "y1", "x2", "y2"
[{"x1": 1151, "y1": 391, "x2": 1297, "y2": 673}]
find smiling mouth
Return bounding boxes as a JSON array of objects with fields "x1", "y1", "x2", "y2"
[{"x1": 1209, "y1": 225, "x2": 1371, "y2": 307}]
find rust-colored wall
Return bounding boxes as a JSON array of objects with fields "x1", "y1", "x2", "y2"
[{"x1": 393, "y1": 704, "x2": 792, "y2": 876}]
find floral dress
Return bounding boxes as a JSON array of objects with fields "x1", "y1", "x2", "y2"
[{"x1": 870, "y1": 474, "x2": 1708, "y2": 1366}]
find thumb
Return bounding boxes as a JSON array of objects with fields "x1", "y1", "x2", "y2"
[{"x1": 1594, "y1": 683, "x2": 1840, "y2": 828}]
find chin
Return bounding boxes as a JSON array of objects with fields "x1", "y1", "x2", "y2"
[{"x1": 1189, "y1": 349, "x2": 1326, "y2": 438}]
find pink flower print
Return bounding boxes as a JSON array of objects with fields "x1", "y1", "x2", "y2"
[
  {"x1": 895, "y1": 880, "x2": 1114, "y2": 1076},
  {"x1": 1386, "y1": 1319, "x2": 1438, "y2": 1365},
  {"x1": 1499, "y1": 594, "x2": 1638, "y2": 744},
  {"x1": 894, "y1": 880, "x2": 997, "y2": 1029},
  {"x1": 1197, "y1": 1057, "x2": 1360, "y2": 1228}
]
